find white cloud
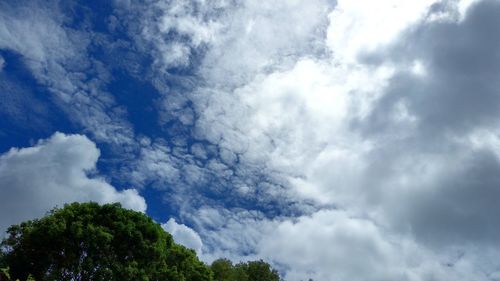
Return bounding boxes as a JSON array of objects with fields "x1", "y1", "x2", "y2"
[
  {"x1": 187, "y1": 207, "x2": 494, "y2": 281},
  {"x1": 458, "y1": 0, "x2": 483, "y2": 20},
  {"x1": 0, "y1": 1, "x2": 135, "y2": 147},
  {"x1": 258, "y1": 210, "x2": 416, "y2": 281},
  {"x1": 0, "y1": 132, "x2": 146, "y2": 235},
  {"x1": 256, "y1": 209, "x2": 498, "y2": 281},
  {"x1": 198, "y1": 0, "x2": 335, "y2": 86},
  {"x1": 184, "y1": 207, "x2": 276, "y2": 263},
  {"x1": 192, "y1": 45, "x2": 394, "y2": 208},
  {"x1": 0, "y1": 2, "x2": 75, "y2": 72},
  {"x1": 162, "y1": 218, "x2": 203, "y2": 255},
  {"x1": 121, "y1": 0, "x2": 226, "y2": 69},
  {"x1": 326, "y1": 0, "x2": 439, "y2": 63},
  {"x1": 0, "y1": 55, "x2": 4, "y2": 71}
]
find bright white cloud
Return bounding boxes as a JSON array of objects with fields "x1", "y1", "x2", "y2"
[
  {"x1": 326, "y1": 0, "x2": 439, "y2": 63},
  {"x1": 458, "y1": 0, "x2": 483, "y2": 19},
  {"x1": 162, "y1": 218, "x2": 203, "y2": 255},
  {"x1": 0, "y1": 132, "x2": 146, "y2": 235}
]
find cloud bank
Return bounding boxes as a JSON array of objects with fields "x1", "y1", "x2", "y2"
[{"x1": 134, "y1": 0, "x2": 500, "y2": 279}]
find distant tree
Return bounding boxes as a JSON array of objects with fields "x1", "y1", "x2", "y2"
[
  {"x1": 0, "y1": 202, "x2": 212, "y2": 281},
  {"x1": 242, "y1": 260, "x2": 280, "y2": 281},
  {"x1": 211, "y1": 258, "x2": 238, "y2": 281},
  {"x1": 233, "y1": 263, "x2": 250, "y2": 281},
  {"x1": 211, "y1": 259, "x2": 280, "y2": 281}
]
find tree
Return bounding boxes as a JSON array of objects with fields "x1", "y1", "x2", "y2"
[
  {"x1": 0, "y1": 202, "x2": 212, "y2": 281},
  {"x1": 211, "y1": 259, "x2": 238, "y2": 281},
  {"x1": 240, "y1": 260, "x2": 280, "y2": 281},
  {"x1": 210, "y1": 259, "x2": 280, "y2": 281}
]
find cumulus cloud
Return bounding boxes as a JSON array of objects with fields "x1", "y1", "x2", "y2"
[
  {"x1": 257, "y1": 209, "x2": 500, "y2": 281},
  {"x1": 258, "y1": 210, "x2": 418, "y2": 281},
  {"x1": 0, "y1": 132, "x2": 146, "y2": 235},
  {"x1": 188, "y1": 207, "x2": 498, "y2": 281},
  {"x1": 162, "y1": 218, "x2": 203, "y2": 255},
  {"x1": 350, "y1": 0, "x2": 500, "y2": 248}
]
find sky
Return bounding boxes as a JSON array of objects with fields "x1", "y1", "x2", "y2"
[{"x1": 1, "y1": 0, "x2": 500, "y2": 280}]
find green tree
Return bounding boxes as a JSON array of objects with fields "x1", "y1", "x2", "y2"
[
  {"x1": 210, "y1": 259, "x2": 280, "y2": 281},
  {"x1": 211, "y1": 258, "x2": 250, "y2": 281},
  {"x1": 0, "y1": 202, "x2": 212, "y2": 281},
  {"x1": 240, "y1": 260, "x2": 280, "y2": 281},
  {"x1": 232, "y1": 263, "x2": 250, "y2": 281}
]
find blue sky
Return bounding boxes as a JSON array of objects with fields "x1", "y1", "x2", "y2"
[{"x1": 2, "y1": 0, "x2": 500, "y2": 280}]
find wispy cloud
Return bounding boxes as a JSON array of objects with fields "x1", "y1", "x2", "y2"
[{"x1": 0, "y1": 0, "x2": 135, "y2": 147}]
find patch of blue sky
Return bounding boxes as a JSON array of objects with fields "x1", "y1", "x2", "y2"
[
  {"x1": 0, "y1": 49, "x2": 77, "y2": 152},
  {"x1": 140, "y1": 183, "x2": 180, "y2": 223},
  {"x1": 108, "y1": 69, "x2": 162, "y2": 137},
  {"x1": 59, "y1": 0, "x2": 116, "y2": 34}
]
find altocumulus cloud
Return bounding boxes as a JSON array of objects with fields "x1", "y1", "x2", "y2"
[{"x1": 0, "y1": 133, "x2": 146, "y2": 235}]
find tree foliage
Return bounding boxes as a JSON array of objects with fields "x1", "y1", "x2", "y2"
[
  {"x1": 210, "y1": 259, "x2": 280, "y2": 281},
  {"x1": 0, "y1": 202, "x2": 282, "y2": 281},
  {"x1": 0, "y1": 202, "x2": 212, "y2": 281}
]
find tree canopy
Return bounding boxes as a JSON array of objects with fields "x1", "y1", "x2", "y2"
[
  {"x1": 0, "y1": 202, "x2": 212, "y2": 281},
  {"x1": 210, "y1": 258, "x2": 281, "y2": 281},
  {"x1": 0, "y1": 202, "x2": 282, "y2": 281}
]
